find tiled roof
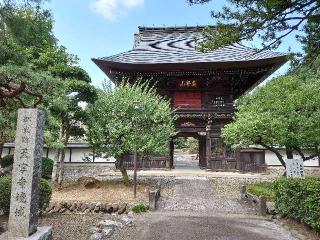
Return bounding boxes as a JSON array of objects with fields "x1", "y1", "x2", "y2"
[{"x1": 96, "y1": 26, "x2": 286, "y2": 65}]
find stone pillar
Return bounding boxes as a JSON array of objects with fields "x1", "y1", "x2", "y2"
[{"x1": 6, "y1": 109, "x2": 51, "y2": 239}]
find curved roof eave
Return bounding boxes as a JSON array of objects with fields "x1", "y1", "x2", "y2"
[{"x1": 92, "y1": 55, "x2": 288, "y2": 73}]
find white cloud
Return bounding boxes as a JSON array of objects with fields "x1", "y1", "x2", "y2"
[{"x1": 90, "y1": 0, "x2": 144, "y2": 21}]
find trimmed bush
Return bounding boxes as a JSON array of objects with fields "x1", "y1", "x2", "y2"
[
  {"x1": 131, "y1": 203, "x2": 148, "y2": 213},
  {"x1": 42, "y1": 157, "x2": 53, "y2": 179},
  {"x1": 40, "y1": 179, "x2": 52, "y2": 209},
  {"x1": 0, "y1": 176, "x2": 52, "y2": 214},
  {"x1": 0, "y1": 155, "x2": 53, "y2": 179},
  {"x1": 0, "y1": 155, "x2": 14, "y2": 168},
  {"x1": 273, "y1": 177, "x2": 320, "y2": 232},
  {"x1": 0, "y1": 176, "x2": 12, "y2": 212}
]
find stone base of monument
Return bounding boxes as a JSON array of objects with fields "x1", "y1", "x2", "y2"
[{"x1": 1, "y1": 226, "x2": 53, "y2": 240}]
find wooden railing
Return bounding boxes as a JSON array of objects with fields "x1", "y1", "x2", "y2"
[
  {"x1": 174, "y1": 103, "x2": 235, "y2": 112},
  {"x1": 208, "y1": 157, "x2": 237, "y2": 171},
  {"x1": 121, "y1": 156, "x2": 169, "y2": 170}
]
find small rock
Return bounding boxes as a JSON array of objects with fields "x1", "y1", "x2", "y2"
[
  {"x1": 70, "y1": 202, "x2": 78, "y2": 211},
  {"x1": 90, "y1": 232, "x2": 105, "y2": 240},
  {"x1": 81, "y1": 203, "x2": 88, "y2": 212},
  {"x1": 121, "y1": 214, "x2": 134, "y2": 225},
  {"x1": 94, "y1": 206, "x2": 100, "y2": 213},
  {"x1": 112, "y1": 204, "x2": 119, "y2": 212},
  {"x1": 78, "y1": 176, "x2": 101, "y2": 189},
  {"x1": 89, "y1": 203, "x2": 96, "y2": 211},
  {"x1": 118, "y1": 204, "x2": 127, "y2": 215},
  {"x1": 106, "y1": 205, "x2": 113, "y2": 214},
  {"x1": 59, "y1": 208, "x2": 66, "y2": 214},
  {"x1": 100, "y1": 203, "x2": 106, "y2": 212},
  {"x1": 97, "y1": 220, "x2": 123, "y2": 229},
  {"x1": 267, "y1": 202, "x2": 276, "y2": 215},
  {"x1": 67, "y1": 202, "x2": 72, "y2": 209},
  {"x1": 89, "y1": 227, "x2": 100, "y2": 234},
  {"x1": 84, "y1": 209, "x2": 90, "y2": 214},
  {"x1": 102, "y1": 227, "x2": 114, "y2": 238}
]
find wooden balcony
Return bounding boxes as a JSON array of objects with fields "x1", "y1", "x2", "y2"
[{"x1": 174, "y1": 103, "x2": 235, "y2": 115}]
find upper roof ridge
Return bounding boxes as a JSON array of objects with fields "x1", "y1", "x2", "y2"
[{"x1": 138, "y1": 25, "x2": 216, "y2": 33}]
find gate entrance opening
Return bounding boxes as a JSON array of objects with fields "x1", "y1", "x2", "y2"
[{"x1": 173, "y1": 137, "x2": 199, "y2": 169}]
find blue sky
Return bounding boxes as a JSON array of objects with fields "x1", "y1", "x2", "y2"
[{"x1": 46, "y1": 0, "x2": 301, "y2": 87}]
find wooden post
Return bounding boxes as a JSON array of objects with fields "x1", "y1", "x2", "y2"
[
  {"x1": 170, "y1": 138, "x2": 174, "y2": 169},
  {"x1": 133, "y1": 145, "x2": 137, "y2": 198}
]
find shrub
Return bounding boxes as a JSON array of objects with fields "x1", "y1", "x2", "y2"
[
  {"x1": 40, "y1": 178, "x2": 52, "y2": 209},
  {"x1": 0, "y1": 176, "x2": 12, "y2": 213},
  {"x1": 273, "y1": 177, "x2": 320, "y2": 232},
  {"x1": 0, "y1": 155, "x2": 53, "y2": 179},
  {"x1": 0, "y1": 155, "x2": 14, "y2": 168},
  {"x1": 131, "y1": 203, "x2": 148, "y2": 213},
  {"x1": 0, "y1": 176, "x2": 52, "y2": 214},
  {"x1": 247, "y1": 182, "x2": 275, "y2": 201},
  {"x1": 41, "y1": 157, "x2": 53, "y2": 179}
]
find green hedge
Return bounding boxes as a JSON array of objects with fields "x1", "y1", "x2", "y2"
[
  {"x1": 0, "y1": 155, "x2": 53, "y2": 179},
  {"x1": 273, "y1": 177, "x2": 320, "y2": 232},
  {"x1": 0, "y1": 176, "x2": 52, "y2": 214}
]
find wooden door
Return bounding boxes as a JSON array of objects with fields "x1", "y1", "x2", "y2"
[{"x1": 209, "y1": 138, "x2": 236, "y2": 171}]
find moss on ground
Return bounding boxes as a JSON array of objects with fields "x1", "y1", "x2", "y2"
[{"x1": 246, "y1": 182, "x2": 275, "y2": 201}]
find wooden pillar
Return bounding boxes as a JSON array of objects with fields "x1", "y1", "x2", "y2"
[
  {"x1": 168, "y1": 137, "x2": 174, "y2": 169},
  {"x1": 205, "y1": 120, "x2": 212, "y2": 169},
  {"x1": 198, "y1": 135, "x2": 206, "y2": 168}
]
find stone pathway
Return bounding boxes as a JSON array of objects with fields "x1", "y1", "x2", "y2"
[
  {"x1": 111, "y1": 177, "x2": 302, "y2": 240},
  {"x1": 159, "y1": 177, "x2": 255, "y2": 214}
]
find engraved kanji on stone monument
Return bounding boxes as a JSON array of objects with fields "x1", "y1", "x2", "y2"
[
  {"x1": 7, "y1": 109, "x2": 45, "y2": 238},
  {"x1": 286, "y1": 158, "x2": 305, "y2": 179}
]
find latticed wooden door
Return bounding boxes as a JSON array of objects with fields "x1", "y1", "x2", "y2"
[{"x1": 210, "y1": 138, "x2": 236, "y2": 170}]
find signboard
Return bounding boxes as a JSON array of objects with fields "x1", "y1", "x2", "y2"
[
  {"x1": 286, "y1": 158, "x2": 305, "y2": 179},
  {"x1": 176, "y1": 78, "x2": 199, "y2": 88}
]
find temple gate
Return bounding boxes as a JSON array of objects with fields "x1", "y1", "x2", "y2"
[{"x1": 93, "y1": 26, "x2": 287, "y2": 172}]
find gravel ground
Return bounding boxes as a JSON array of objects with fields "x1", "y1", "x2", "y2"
[
  {"x1": 110, "y1": 177, "x2": 306, "y2": 240},
  {"x1": 159, "y1": 177, "x2": 256, "y2": 214},
  {"x1": 52, "y1": 180, "x2": 150, "y2": 205}
]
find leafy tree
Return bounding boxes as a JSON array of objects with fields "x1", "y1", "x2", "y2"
[
  {"x1": 221, "y1": 68, "x2": 320, "y2": 168},
  {"x1": 87, "y1": 81, "x2": 176, "y2": 183},
  {"x1": 188, "y1": 0, "x2": 320, "y2": 52},
  {"x1": 0, "y1": 0, "x2": 97, "y2": 186},
  {"x1": 0, "y1": 65, "x2": 65, "y2": 157}
]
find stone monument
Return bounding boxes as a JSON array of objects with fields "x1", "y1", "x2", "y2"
[
  {"x1": 286, "y1": 158, "x2": 305, "y2": 179},
  {"x1": 5, "y1": 109, "x2": 52, "y2": 240}
]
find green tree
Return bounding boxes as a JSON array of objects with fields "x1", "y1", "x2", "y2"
[
  {"x1": 221, "y1": 68, "x2": 320, "y2": 168},
  {"x1": 0, "y1": 0, "x2": 97, "y2": 186},
  {"x1": 188, "y1": 0, "x2": 319, "y2": 52},
  {"x1": 87, "y1": 81, "x2": 176, "y2": 183},
  {"x1": 0, "y1": 65, "x2": 65, "y2": 157}
]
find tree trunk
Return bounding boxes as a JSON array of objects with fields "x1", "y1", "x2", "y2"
[
  {"x1": 51, "y1": 149, "x2": 60, "y2": 182},
  {"x1": 286, "y1": 146, "x2": 294, "y2": 159},
  {"x1": 58, "y1": 133, "x2": 69, "y2": 186},
  {"x1": 0, "y1": 143, "x2": 3, "y2": 159},
  {"x1": 57, "y1": 148, "x2": 65, "y2": 186},
  {"x1": 52, "y1": 126, "x2": 64, "y2": 182},
  {"x1": 116, "y1": 154, "x2": 129, "y2": 184}
]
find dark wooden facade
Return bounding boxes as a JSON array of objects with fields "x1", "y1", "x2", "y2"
[{"x1": 92, "y1": 26, "x2": 287, "y2": 171}]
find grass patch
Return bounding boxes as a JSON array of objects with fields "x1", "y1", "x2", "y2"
[
  {"x1": 247, "y1": 182, "x2": 275, "y2": 201},
  {"x1": 131, "y1": 203, "x2": 149, "y2": 213}
]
